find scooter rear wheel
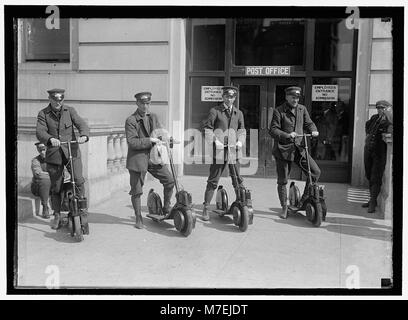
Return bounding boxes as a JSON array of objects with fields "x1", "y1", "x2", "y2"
[
  {"x1": 173, "y1": 208, "x2": 194, "y2": 237},
  {"x1": 289, "y1": 183, "x2": 301, "y2": 207}
]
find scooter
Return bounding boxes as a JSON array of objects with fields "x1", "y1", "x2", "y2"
[
  {"x1": 213, "y1": 141, "x2": 254, "y2": 232},
  {"x1": 146, "y1": 137, "x2": 196, "y2": 237},
  {"x1": 288, "y1": 134, "x2": 327, "y2": 227},
  {"x1": 59, "y1": 141, "x2": 89, "y2": 242}
]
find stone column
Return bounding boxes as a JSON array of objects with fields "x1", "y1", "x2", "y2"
[
  {"x1": 120, "y1": 134, "x2": 128, "y2": 168},
  {"x1": 113, "y1": 134, "x2": 122, "y2": 172},
  {"x1": 107, "y1": 134, "x2": 115, "y2": 173},
  {"x1": 379, "y1": 133, "x2": 393, "y2": 221}
]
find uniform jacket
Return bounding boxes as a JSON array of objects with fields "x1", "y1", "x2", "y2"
[
  {"x1": 125, "y1": 111, "x2": 166, "y2": 172},
  {"x1": 36, "y1": 104, "x2": 90, "y2": 165},
  {"x1": 31, "y1": 155, "x2": 49, "y2": 183},
  {"x1": 269, "y1": 102, "x2": 317, "y2": 161},
  {"x1": 203, "y1": 104, "x2": 246, "y2": 160},
  {"x1": 365, "y1": 114, "x2": 391, "y2": 152}
]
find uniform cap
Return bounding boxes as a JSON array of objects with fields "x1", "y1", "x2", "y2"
[
  {"x1": 47, "y1": 88, "x2": 65, "y2": 101},
  {"x1": 375, "y1": 100, "x2": 392, "y2": 108},
  {"x1": 135, "y1": 92, "x2": 152, "y2": 103},
  {"x1": 222, "y1": 86, "x2": 238, "y2": 97},
  {"x1": 285, "y1": 86, "x2": 302, "y2": 97}
]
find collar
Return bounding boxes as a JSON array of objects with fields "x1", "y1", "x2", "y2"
[
  {"x1": 223, "y1": 103, "x2": 233, "y2": 111},
  {"x1": 45, "y1": 103, "x2": 68, "y2": 114},
  {"x1": 134, "y1": 110, "x2": 150, "y2": 121},
  {"x1": 284, "y1": 102, "x2": 297, "y2": 115}
]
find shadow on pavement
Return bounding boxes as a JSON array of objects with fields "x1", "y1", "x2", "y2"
[
  {"x1": 252, "y1": 208, "x2": 392, "y2": 241},
  {"x1": 18, "y1": 224, "x2": 86, "y2": 244}
]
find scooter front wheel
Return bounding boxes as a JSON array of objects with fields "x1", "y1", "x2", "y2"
[
  {"x1": 306, "y1": 202, "x2": 322, "y2": 227},
  {"x1": 231, "y1": 203, "x2": 249, "y2": 232},
  {"x1": 174, "y1": 209, "x2": 194, "y2": 237},
  {"x1": 73, "y1": 215, "x2": 84, "y2": 242}
]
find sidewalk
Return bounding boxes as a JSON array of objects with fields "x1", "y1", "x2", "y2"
[{"x1": 17, "y1": 175, "x2": 392, "y2": 289}]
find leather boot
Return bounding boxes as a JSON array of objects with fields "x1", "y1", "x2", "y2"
[
  {"x1": 367, "y1": 200, "x2": 377, "y2": 213},
  {"x1": 162, "y1": 186, "x2": 173, "y2": 215},
  {"x1": 367, "y1": 183, "x2": 380, "y2": 213},
  {"x1": 201, "y1": 204, "x2": 210, "y2": 221},
  {"x1": 277, "y1": 185, "x2": 288, "y2": 219},
  {"x1": 298, "y1": 182, "x2": 310, "y2": 210},
  {"x1": 41, "y1": 203, "x2": 50, "y2": 219},
  {"x1": 131, "y1": 195, "x2": 144, "y2": 229},
  {"x1": 51, "y1": 212, "x2": 61, "y2": 230},
  {"x1": 200, "y1": 187, "x2": 214, "y2": 221}
]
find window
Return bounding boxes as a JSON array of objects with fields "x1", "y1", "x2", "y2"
[
  {"x1": 24, "y1": 18, "x2": 70, "y2": 62},
  {"x1": 235, "y1": 18, "x2": 305, "y2": 67},
  {"x1": 310, "y1": 78, "x2": 352, "y2": 162},
  {"x1": 192, "y1": 19, "x2": 225, "y2": 71},
  {"x1": 314, "y1": 19, "x2": 354, "y2": 71}
]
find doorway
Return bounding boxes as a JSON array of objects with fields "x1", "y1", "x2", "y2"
[{"x1": 231, "y1": 78, "x2": 305, "y2": 177}]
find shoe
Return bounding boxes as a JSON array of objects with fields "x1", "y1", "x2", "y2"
[
  {"x1": 361, "y1": 202, "x2": 369, "y2": 208},
  {"x1": 51, "y1": 213, "x2": 61, "y2": 230},
  {"x1": 41, "y1": 205, "x2": 50, "y2": 219},
  {"x1": 200, "y1": 206, "x2": 210, "y2": 221},
  {"x1": 367, "y1": 202, "x2": 376, "y2": 213},
  {"x1": 279, "y1": 205, "x2": 288, "y2": 219}
]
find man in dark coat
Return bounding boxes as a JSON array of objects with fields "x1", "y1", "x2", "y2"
[
  {"x1": 269, "y1": 86, "x2": 321, "y2": 219},
  {"x1": 200, "y1": 86, "x2": 246, "y2": 221},
  {"x1": 36, "y1": 88, "x2": 89, "y2": 229},
  {"x1": 31, "y1": 142, "x2": 51, "y2": 218},
  {"x1": 363, "y1": 100, "x2": 392, "y2": 213},
  {"x1": 125, "y1": 92, "x2": 175, "y2": 229}
]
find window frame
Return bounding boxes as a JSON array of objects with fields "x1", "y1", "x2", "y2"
[{"x1": 18, "y1": 18, "x2": 78, "y2": 71}]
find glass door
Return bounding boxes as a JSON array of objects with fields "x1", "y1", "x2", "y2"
[{"x1": 232, "y1": 78, "x2": 305, "y2": 177}]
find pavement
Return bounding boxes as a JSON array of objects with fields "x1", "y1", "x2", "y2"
[{"x1": 17, "y1": 175, "x2": 392, "y2": 289}]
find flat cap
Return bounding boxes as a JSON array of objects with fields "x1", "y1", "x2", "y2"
[
  {"x1": 135, "y1": 92, "x2": 152, "y2": 103},
  {"x1": 375, "y1": 100, "x2": 392, "y2": 108},
  {"x1": 222, "y1": 86, "x2": 238, "y2": 97},
  {"x1": 47, "y1": 88, "x2": 65, "y2": 101},
  {"x1": 285, "y1": 86, "x2": 302, "y2": 97}
]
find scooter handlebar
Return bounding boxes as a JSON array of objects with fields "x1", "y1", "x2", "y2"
[{"x1": 60, "y1": 141, "x2": 79, "y2": 144}]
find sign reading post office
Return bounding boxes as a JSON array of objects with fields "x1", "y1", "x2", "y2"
[
  {"x1": 312, "y1": 85, "x2": 338, "y2": 101},
  {"x1": 201, "y1": 86, "x2": 223, "y2": 102},
  {"x1": 245, "y1": 66, "x2": 292, "y2": 76}
]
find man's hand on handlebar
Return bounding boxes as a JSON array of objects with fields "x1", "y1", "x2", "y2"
[
  {"x1": 236, "y1": 141, "x2": 243, "y2": 149},
  {"x1": 49, "y1": 138, "x2": 61, "y2": 147},
  {"x1": 77, "y1": 136, "x2": 88, "y2": 144},
  {"x1": 150, "y1": 137, "x2": 162, "y2": 144},
  {"x1": 289, "y1": 132, "x2": 297, "y2": 139},
  {"x1": 311, "y1": 131, "x2": 319, "y2": 137}
]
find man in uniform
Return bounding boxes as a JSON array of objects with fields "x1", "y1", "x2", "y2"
[
  {"x1": 269, "y1": 86, "x2": 320, "y2": 219},
  {"x1": 36, "y1": 88, "x2": 89, "y2": 229},
  {"x1": 31, "y1": 142, "x2": 51, "y2": 218},
  {"x1": 363, "y1": 100, "x2": 392, "y2": 213},
  {"x1": 200, "y1": 86, "x2": 246, "y2": 221},
  {"x1": 125, "y1": 92, "x2": 175, "y2": 229}
]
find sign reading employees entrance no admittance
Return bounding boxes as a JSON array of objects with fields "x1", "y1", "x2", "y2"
[
  {"x1": 312, "y1": 85, "x2": 338, "y2": 101},
  {"x1": 201, "y1": 86, "x2": 224, "y2": 102}
]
